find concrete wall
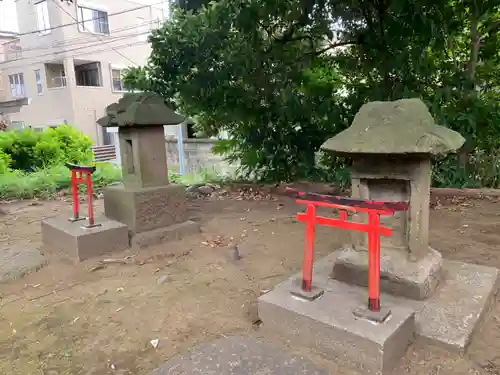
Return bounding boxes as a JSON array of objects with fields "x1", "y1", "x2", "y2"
[{"x1": 165, "y1": 138, "x2": 238, "y2": 176}]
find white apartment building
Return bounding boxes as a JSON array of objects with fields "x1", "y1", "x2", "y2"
[
  {"x1": 0, "y1": 0, "x2": 166, "y2": 143},
  {"x1": 0, "y1": 30, "x2": 20, "y2": 102}
]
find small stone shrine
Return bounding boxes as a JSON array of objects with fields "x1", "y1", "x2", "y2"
[
  {"x1": 97, "y1": 93, "x2": 199, "y2": 247},
  {"x1": 322, "y1": 98, "x2": 464, "y2": 299},
  {"x1": 258, "y1": 99, "x2": 499, "y2": 375}
]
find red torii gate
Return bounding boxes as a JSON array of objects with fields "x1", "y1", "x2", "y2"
[
  {"x1": 66, "y1": 163, "x2": 100, "y2": 228},
  {"x1": 286, "y1": 188, "x2": 409, "y2": 312}
]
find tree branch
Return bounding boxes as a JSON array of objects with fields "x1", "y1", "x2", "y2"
[
  {"x1": 467, "y1": 4, "x2": 481, "y2": 83},
  {"x1": 310, "y1": 40, "x2": 357, "y2": 55},
  {"x1": 479, "y1": 19, "x2": 500, "y2": 41}
]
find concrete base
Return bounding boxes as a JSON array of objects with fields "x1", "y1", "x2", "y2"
[
  {"x1": 132, "y1": 220, "x2": 200, "y2": 248},
  {"x1": 289, "y1": 278, "x2": 325, "y2": 301},
  {"x1": 259, "y1": 256, "x2": 416, "y2": 375},
  {"x1": 103, "y1": 183, "x2": 188, "y2": 234},
  {"x1": 259, "y1": 253, "x2": 499, "y2": 374},
  {"x1": 352, "y1": 306, "x2": 392, "y2": 324},
  {"x1": 149, "y1": 335, "x2": 329, "y2": 375},
  {"x1": 0, "y1": 247, "x2": 47, "y2": 283},
  {"x1": 334, "y1": 247, "x2": 443, "y2": 300},
  {"x1": 41, "y1": 216, "x2": 129, "y2": 261}
]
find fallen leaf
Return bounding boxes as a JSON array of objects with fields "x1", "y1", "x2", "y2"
[
  {"x1": 90, "y1": 265, "x2": 105, "y2": 272},
  {"x1": 101, "y1": 258, "x2": 129, "y2": 265},
  {"x1": 150, "y1": 339, "x2": 159, "y2": 348}
]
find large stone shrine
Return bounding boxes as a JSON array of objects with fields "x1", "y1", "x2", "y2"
[
  {"x1": 258, "y1": 99, "x2": 499, "y2": 375},
  {"x1": 97, "y1": 93, "x2": 200, "y2": 247}
]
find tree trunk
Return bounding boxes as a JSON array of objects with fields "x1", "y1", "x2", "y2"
[{"x1": 459, "y1": 8, "x2": 482, "y2": 168}]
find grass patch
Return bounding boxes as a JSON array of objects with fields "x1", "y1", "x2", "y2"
[
  {"x1": 171, "y1": 168, "x2": 224, "y2": 185},
  {"x1": 0, "y1": 163, "x2": 122, "y2": 200},
  {"x1": 0, "y1": 164, "x2": 228, "y2": 201}
]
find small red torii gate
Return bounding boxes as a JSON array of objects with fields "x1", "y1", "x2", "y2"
[
  {"x1": 66, "y1": 163, "x2": 100, "y2": 228},
  {"x1": 285, "y1": 188, "x2": 409, "y2": 312}
]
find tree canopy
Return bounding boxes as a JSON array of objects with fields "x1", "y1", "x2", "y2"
[{"x1": 123, "y1": 0, "x2": 500, "y2": 186}]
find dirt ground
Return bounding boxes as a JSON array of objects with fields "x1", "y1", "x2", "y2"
[{"x1": 0, "y1": 190, "x2": 499, "y2": 375}]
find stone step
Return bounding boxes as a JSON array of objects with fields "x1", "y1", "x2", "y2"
[
  {"x1": 41, "y1": 216, "x2": 129, "y2": 262},
  {"x1": 148, "y1": 335, "x2": 330, "y2": 375},
  {"x1": 258, "y1": 266, "x2": 416, "y2": 375},
  {"x1": 257, "y1": 252, "x2": 499, "y2": 375}
]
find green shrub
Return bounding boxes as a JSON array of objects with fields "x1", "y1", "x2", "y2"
[
  {"x1": 0, "y1": 124, "x2": 93, "y2": 171},
  {"x1": 0, "y1": 129, "x2": 38, "y2": 171},
  {"x1": 92, "y1": 162, "x2": 123, "y2": 187},
  {"x1": 0, "y1": 150, "x2": 12, "y2": 174},
  {"x1": 432, "y1": 149, "x2": 500, "y2": 188},
  {"x1": 42, "y1": 125, "x2": 93, "y2": 165},
  {"x1": 0, "y1": 163, "x2": 122, "y2": 200}
]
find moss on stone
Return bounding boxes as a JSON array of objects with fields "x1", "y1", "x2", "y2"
[
  {"x1": 97, "y1": 92, "x2": 185, "y2": 127},
  {"x1": 321, "y1": 98, "x2": 465, "y2": 155}
]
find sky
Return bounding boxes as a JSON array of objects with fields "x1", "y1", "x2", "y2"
[{"x1": 0, "y1": 0, "x2": 19, "y2": 32}]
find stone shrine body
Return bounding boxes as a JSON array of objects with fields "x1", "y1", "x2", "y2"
[
  {"x1": 97, "y1": 93, "x2": 199, "y2": 247},
  {"x1": 321, "y1": 99, "x2": 466, "y2": 300},
  {"x1": 257, "y1": 98, "x2": 499, "y2": 375}
]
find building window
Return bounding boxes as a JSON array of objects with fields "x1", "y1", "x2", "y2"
[
  {"x1": 10, "y1": 121, "x2": 26, "y2": 131},
  {"x1": 35, "y1": 1, "x2": 51, "y2": 35},
  {"x1": 53, "y1": 69, "x2": 67, "y2": 88},
  {"x1": 5, "y1": 40, "x2": 22, "y2": 61},
  {"x1": 44, "y1": 63, "x2": 66, "y2": 88},
  {"x1": 136, "y1": 17, "x2": 148, "y2": 42},
  {"x1": 111, "y1": 68, "x2": 126, "y2": 92},
  {"x1": 77, "y1": 5, "x2": 109, "y2": 35},
  {"x1": 75, "y1": 62, "x2": 102, "y2": 87},
  {"x1": 35, "y1": 70, "x2": 43, "y2": 94},
  {"x1": 8, "y1": 73, "x2": 26, "y2": 98}
]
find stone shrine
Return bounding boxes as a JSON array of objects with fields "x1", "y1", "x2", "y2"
[
  {"x1": 322, "y1": 99, "x2": 464, "y2": 300},
  {"x1": 97, "y1": 93, "x2": 199, "y2": 247},
  {"x1": 258, "y1": 99, "x2": 499, "y2": 375}
]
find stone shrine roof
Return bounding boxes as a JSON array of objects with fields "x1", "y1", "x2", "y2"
[
  {"x1": 97, "y1": 92, "x2": 185, "y2": 127},
  {"x1": 321, "y1": 98, "x2": 465, "y2": 155}
]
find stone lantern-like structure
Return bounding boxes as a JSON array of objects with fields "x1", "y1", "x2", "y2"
[
  {"x1": 98, "y1": 93, "x2": 199, "y2": 247},
  {"x1": 321, "y1": 98, "x2": 465, "y2": 300}
]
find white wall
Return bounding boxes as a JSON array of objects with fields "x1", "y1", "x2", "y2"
[{"x1": 0, "y1": 0, "x2": 18, "y2": 32}]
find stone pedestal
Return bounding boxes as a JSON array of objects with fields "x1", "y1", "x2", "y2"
[
  {"x1": 104, "y1": 184, "x2": 187, "y2": 234},
  {"x1": 259, "y1": 256, "x2": 416, "y2": 375},
  {"x1": 41, "y1": 216, "x2": 129, "y2": 261},
  {"x1": 103, "y1": 184, "x2": 199, "y2": 246},
  {"x1": 258, "y1": 253, "x2": 498, "y2": 374},
  {"x1": 334, "y1": 247, "x2": 443, "y2": 300}
]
